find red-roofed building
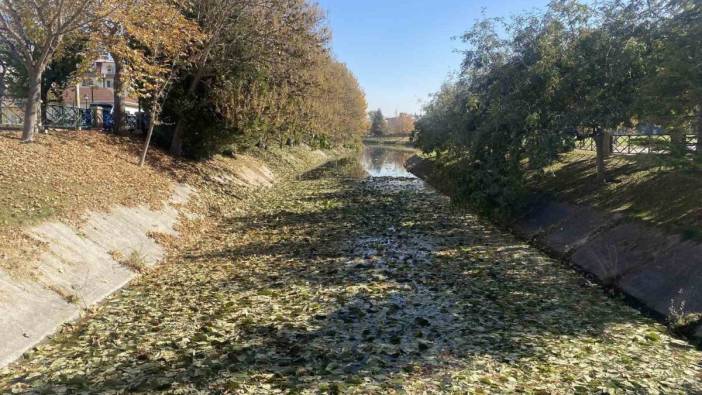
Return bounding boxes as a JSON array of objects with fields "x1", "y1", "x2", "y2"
[{"x1": 62, "y1": 53, "x2": 140, "y2": 114}]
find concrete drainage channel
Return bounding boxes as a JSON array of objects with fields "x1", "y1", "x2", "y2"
[
  {"x1": 511, "y1": 200, "x2": 702, "y2": 342},
  {"x1": 406, "y1": 156, "x2": 702, "y2": 345},
  {"x1": 0, "y1": 184, "x2": 196, "y2": 368}
]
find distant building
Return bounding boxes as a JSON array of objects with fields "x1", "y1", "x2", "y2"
[
  {"x1": 63, "y1": 52, "x2": 139, "y2": 114},
  {"x1": 81, "y1": 52, "x2": 115, "y2": 89}
]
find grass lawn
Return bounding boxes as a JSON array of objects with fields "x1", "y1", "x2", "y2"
[{"x1": 531, "y1": 150, "x2": 702, "y2": 239}]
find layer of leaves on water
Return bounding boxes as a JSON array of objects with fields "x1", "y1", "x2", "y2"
[{"x1": 1, "y1": 157, "x2": 701, "y2": 394}]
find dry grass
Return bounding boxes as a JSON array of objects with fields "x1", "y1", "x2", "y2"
[
  {"x1": 45, "y1": 284, "x2": 79, "y2": 305},
  {"x1": 0, "y1": 131, "x2": 175, "y2": 227},
  {"x1": 111, "y1": 250, "x2": 148, "y2": 273},
  {"x1": 0, "y1": 131, "x2": 176, "y2": 275},
  {"x1": 0, "y1": 132, "x2": 341, "y2": 278}
]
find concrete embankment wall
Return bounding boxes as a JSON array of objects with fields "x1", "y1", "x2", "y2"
[
  {"x1": 406, "y1": 155, "x2": 702, "y2": 343},
  {"x1": 0, "y1": 147, "x2": 333, "y2": 368},
  {"x1": 0, "y1": 184, "x2": 196, "y2": 368}
]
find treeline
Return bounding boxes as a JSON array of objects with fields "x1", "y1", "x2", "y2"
[
  {"x1": 415, "y1": 0, "x2": 701, "y2": 216},
  {"x1": 0, "y1": 0, "x2": 367, "y2": 161}
]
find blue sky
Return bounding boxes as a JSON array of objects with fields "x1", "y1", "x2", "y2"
[{"x1": 316, "y1": 0, "x2": 551, "y2": 116}]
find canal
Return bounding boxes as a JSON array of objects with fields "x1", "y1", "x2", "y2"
[{"x1": 360, "y1": 144, "x2": 417, "y2": 178}]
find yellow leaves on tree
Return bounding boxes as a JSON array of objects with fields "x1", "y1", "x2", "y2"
[{"x1": 105, "y1": 0, "x2": 203, "y2": 165}]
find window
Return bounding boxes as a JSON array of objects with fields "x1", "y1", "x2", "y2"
[
  {"x1": 106, "y1": 80, "x2": 112, "y2": 88},
  {"x1": 82, "y1": 79, "x2": 93, "y2": 87},
  {"x1": 107, "y1": 65, "x2": 113, "y2": 73}
]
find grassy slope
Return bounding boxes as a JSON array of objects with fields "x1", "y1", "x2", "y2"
[
  {"x1": 531, "y1": 150, "x2": 702, "y2": 238},
  {"x1": 0, "y1": 131, "x2": 336, "y2": 277},
  {"x1": 0, "y1": 132, "x2": 176, "y2": 277},
  {"x1": 0, "y1": 132, "x2": 177, "y2": 227}
]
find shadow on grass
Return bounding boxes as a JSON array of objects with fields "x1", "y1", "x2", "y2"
[{"x1": 536, "y1": 152, "x2": 702, "y2": 237}]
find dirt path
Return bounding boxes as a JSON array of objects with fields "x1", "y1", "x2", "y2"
[{"x1": 1, "y1": 158, "x2": 701, "y2": 393}]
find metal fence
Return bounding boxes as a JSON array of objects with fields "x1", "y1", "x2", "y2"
[
  {"x1": 0, "y1": 99, "x2": 25, "y2": 129},
  {"x1": 45, "y1": 104, "x2": 92, "y2": 129},
  {"x1": 1, "y1": 99, "x2": 105, "y2": 131},
  {"x1": 576, "y1": 134, "x2": 698, "y2": 154}
]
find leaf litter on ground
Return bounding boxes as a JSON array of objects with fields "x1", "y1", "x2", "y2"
[{"x1": 0, "y1": 155, "x2": 701, "y2": 394}]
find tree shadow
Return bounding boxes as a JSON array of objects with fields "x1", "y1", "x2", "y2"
[
  {"x1": 3, "y1": 158, "x2": 679, "y2": 393},
  {"x1": 536, "y1": 152, "x2": 702, "y2": 237}
]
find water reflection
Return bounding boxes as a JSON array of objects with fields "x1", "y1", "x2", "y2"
[{"x1": 360, "y1": 145, "x2": 417, "y2": 178}]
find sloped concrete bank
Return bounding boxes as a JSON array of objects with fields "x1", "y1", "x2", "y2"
[
  {"x1": 0, "y1": 147, "x2": 334, "y2": 368},
  {"x1": 0, "y1": 184, "x2": 196, "y2": 368},
  {"x1": 406, "y1": 155, "x2": 702, "y2": 344}
]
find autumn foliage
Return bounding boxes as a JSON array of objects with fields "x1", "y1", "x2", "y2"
[{"x1": 0, "y1": 0, "x2": 368, "y2": 160}]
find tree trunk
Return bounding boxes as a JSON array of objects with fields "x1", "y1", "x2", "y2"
[
  {"x1": 40, "y1": 85, "x2": 48, "y2": 132},
  {"x1": 113, "y1": 55, "x2": 125, "y2": 135},
  {"x1": 0, "y1": 67, "x2": 5, "y2": 126},
  {"x1": 594, "y1": 127, "x2": 607, "y2": 183},
  {"x1": 169, "y1": 114, "x2": 186, "y2": 156},
  {"x1": 22, "y1": 69, "x2": 43, "y2": 142},
  {"x1": 696, "y1": 107, "x2": 702, "y2": 160},
  {"x1": 139, "y1": 103, "x2": 158, "y2": 167},
  {"x1": 602, "y1": 130, "x2": 612, "y2": 157},
  {"x1": 670, "y1": 127, "x2": 686, "y2": 156}
]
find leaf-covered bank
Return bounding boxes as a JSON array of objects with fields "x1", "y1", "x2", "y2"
[{"x1": 1, "y1": 158, "x2": 701, "y2": 393}]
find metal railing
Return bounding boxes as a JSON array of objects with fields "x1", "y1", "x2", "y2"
[
  {"x1": 0, "y1": 99, "x2": 25, "y2": 129},
  {"x1": 1, "y1": 99, "x2": 96, "y2": 130},
  {"x1": 45, "y1": 104, "x2": 92, "y2": 129}
]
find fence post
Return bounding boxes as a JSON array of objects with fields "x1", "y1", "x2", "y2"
[{"x1": 93, "y1": 107, "x2": 104, "y2": 129}]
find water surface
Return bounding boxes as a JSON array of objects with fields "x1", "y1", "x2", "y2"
[{"x1": 360, "y1": 145, "x2": 417, "y2": 178}]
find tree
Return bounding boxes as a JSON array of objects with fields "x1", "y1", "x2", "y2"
[
  {"x1": 387, "y1": 112, "x2": 415, "y2": 134},
  {"x1": 108, "y1": 0, "x2": 202, "y2": 166},
  {"x1": 397, "y1": 113, "x2": 415, "y2": 134},
  {"x1": 564, "y1": 2, "x2": 650, "y2": 181},
  {"x1": 370, "y1": 109, "x2": 388, "y2": 136},
  {"x1": 415, "y1": 1, "x2": 635, "y2": 213},
  {"x1": 157, "y1": 0, "x2": 366, "y2": 158},
  {"x1": 640, "y1": 0, "x2": 702, "y2": 158},
  {"x1": 167, "y1": 0, "x2": 256, "y2": 155},
  {"x1": 0, "y1": 0, "x2": 116, "y2": 142}
]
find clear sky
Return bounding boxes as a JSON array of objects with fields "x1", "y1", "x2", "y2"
[{"x1": 316, "y1": 0, "x2": 551, "y2": 116}]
